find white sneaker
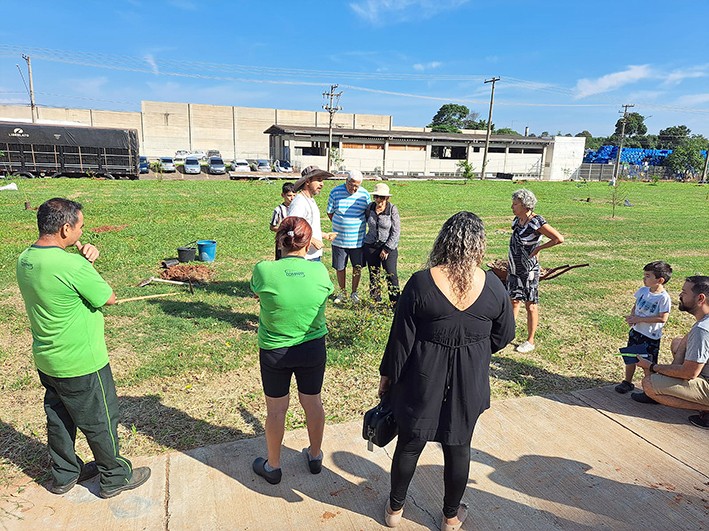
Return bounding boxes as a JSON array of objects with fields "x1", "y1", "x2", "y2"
[
  {"x1": 516, "y1": 341, "x2": 535, "y2": 353},
  {"x1": 350, "y1": 292, "x2": 360, "y2": 304},
  {"x1": 333, "y1": 292, "x2": 346, "y2": 304}
]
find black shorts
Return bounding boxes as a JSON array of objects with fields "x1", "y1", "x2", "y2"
[
  {"x1": 259, "y1": 336, "x2": 327, "y2": 398},
  {"x1": 627, "y1": 329, "x2": 660, "y2": 364}
]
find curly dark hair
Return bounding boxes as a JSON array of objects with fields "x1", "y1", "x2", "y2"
[{"x1": 427, "y1": 211, "x2": 486, "y2": 302}]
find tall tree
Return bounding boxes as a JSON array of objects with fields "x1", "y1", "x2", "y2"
[
  {"x1": 664, "y1": 136, "x2": 708, "y2": 179},
  {"x1": 495, "y1": 127, "x2": 520, "y2": 136},
  {"x1": 429, "y1": 104, "x2": 481, "y2": 133},
  {"x1": 657, "y1": 125, "x2": 691, "y2": 150},
  {"x1": 614, "y1": 112, "x2": 647, "y2": 137}
]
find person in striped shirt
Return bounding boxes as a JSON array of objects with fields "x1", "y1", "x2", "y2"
[{"x1": 326, "y1": 169, "x2": 371, "y2": 303}]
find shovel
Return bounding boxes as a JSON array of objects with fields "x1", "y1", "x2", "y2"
[{"x1": 138, "y1": 277, "x2": 195, "y2": 294}]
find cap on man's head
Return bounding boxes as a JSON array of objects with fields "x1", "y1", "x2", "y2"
[
  {"x1": 344, "y1": 169, "x2": 364, "y2": 183},
  {"x1": 294, "y1": 165, "x2": 333, "y2": 191}
]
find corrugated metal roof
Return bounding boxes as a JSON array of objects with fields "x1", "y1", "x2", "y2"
[{"x1": 264, "y1": 124, "x2": 553, "y2": 145}]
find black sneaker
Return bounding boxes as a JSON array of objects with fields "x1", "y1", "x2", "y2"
[
  {"x1": 688, "y1": 413, "x2": 709, "y2": 429},
  {"x1": 615, "y1": 381, "x2": 635, "y2": 394},
  {"x1": 303, "y1": 448, "x2": 323, "y2": 475},
  {"x1": 99, "y1": 467, "x2": 151, "y2": 499},
  {"x1": 252, "y1": 457, "x2": 282, "y2": 484},
  {"x1": 631, "y1": 391, "x2": 658, "y2": 404},
  {"x1": 48, "y1": 460, "x2": 100, "y2": 495}
]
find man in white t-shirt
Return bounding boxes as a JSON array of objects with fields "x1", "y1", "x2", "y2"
[
  {"x1": 636, "y1": 275, "x2": 709, "y2": 429},
  {"x1": 288, "y1": 165, "x2": 336, "y2": 261}
]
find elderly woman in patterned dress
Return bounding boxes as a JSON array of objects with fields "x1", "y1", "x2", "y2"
[{"x1": 507, "y1": 189, "x2": 564, "y2": 353}]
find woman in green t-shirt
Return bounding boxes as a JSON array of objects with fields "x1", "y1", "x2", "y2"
[{"x1": 250, "y1": 216, "x2": 334, "y2": 485}]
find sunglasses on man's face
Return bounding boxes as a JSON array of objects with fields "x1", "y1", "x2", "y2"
[{"x1": 373, "y1": 195, "x2": 385, "y2": 199}]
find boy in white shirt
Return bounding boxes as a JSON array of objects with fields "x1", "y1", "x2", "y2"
[{"x1": 616, "y1": 261, "x2": 672, "y2": 395}]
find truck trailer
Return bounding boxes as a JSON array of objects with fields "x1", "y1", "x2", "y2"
[{"x1": 0, "y1": 122, "x2": 140, "y2": 179}]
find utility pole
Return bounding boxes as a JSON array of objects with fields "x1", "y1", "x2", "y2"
[
  {"x1": 480, "y1": 77, "x2": 500, "y2": 180},
  {"x1": 322, "y1": 84, "x2": 342, "y2": 173},
  {"x1": 22, "y1": 54, "x2": 37, "y2": 123},
  {"x1": 613, "y1": 104, "x2": 634, "y2": 183}
]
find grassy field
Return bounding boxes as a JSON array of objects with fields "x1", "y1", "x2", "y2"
[{"x1": 0, "y1": 177, "x2": 706, "y2": 486}]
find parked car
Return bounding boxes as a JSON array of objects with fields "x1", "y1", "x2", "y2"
[
  {"x1": 274, "y1": 160, "x2": 294, "y2": 173},
  {"x1": 208, "y1": 156, "x2": 226, "y2": 174},
  {"x1": 174, "y1": 149, "x2": 190, "y2": 161},
  {"x1": 231, "y1": 159, "x2": 251, "y2": 172},
  {"x1": 139, "y1": 156, "x2": 149, "y2": 174},
  {"x1": 189, "y1": 150, "x2": 207, "y2": 161},
  {"x1": 160, "y1": 157, "x2": 176, "y2": 172},
  {"x1": 207, "y1": 150, "x2": 221, "y2": 159},
  {"x1": 256, "y1": 159, "x2": 272, "y2": 172},
  {"x1": 183, "y1": 157, "x2": 202, "y2": 175}
]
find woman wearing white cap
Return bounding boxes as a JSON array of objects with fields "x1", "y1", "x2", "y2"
[{"x1": 363, "y1": 183, "x2": 401, "y2": 306}]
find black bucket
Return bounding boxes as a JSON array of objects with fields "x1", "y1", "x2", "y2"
[{"x1": 177, "y1": 247, "x2": 196, "y2": 262}]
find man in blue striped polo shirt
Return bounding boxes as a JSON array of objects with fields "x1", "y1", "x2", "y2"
[{"x1": 327, "y1": 169, "x2": 371, "y2": 303}]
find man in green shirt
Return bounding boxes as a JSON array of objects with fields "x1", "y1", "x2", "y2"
[{"x1": 17, "y1": 198, "x2": 150, "y2": 498}]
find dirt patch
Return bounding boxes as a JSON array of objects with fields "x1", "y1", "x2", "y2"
[{"x1": 161, "y1": 264, "x2": 215, "y2": 283}]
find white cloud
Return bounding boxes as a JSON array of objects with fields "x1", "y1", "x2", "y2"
[
  {"x1": 674, "y1": 93, "x2": 709, "y2": 107},
  {"x1": 663, "y1": 66, "x2": 708, "y2": 85},
  {"x1": 412, "y1": 61, "x2": 442, "y2": 71},
  {"x1": 574, "y1": 65, "x2": 653, "y2": 99},
  {"x1": 144, "y1": 54, "x2": 159, "y2": 75},
  {"x1": 350, "y1": 0, "x2": 469, "y2": 24}
]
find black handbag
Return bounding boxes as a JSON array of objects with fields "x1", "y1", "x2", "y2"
[{"x1": 362, "y1": 394, "x2": 398, "y2": 451}]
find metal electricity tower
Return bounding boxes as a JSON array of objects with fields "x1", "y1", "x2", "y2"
[
  {"x1": 19, "y1": 54, "x2": 37, "y2": 123},
  {"x1": 480, "y1": 77, "x2": 500, "y2": 180},
  {"x1": 613, "y1": 104, "x2": 635, "y2": 183},
  {"x1": 322, "y1": 84, "x2": 342, "y2": 172}
]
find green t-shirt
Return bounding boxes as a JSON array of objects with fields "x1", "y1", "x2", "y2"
[
  {"x1": 16, "y1": 245, "x2": 113, "y2": 378},
  {"x1": 250, "y1": 257, "x2": 334, "y2": 350}
]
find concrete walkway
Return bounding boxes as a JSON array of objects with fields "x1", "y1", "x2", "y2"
[{"x1": 1, "y1": 386, "x2": 707, "y2": 530}]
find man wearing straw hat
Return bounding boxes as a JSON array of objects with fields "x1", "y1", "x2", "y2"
[
  {"x1": 16, "y1": 198, "x2": 151, "y2": 498},
  {"x1": 288, "y1": 165, "x2": 337, "y2": 261}
]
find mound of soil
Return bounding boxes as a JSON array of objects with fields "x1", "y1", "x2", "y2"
[{"x1": 161, "y1": 264, "x2": 214, "y2": 283}]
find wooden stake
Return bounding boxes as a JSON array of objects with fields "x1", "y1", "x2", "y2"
[{"x1": 116, "y1": 292, "x2": 179, "y2": 304}]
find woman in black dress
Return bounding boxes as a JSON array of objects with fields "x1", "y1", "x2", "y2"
[{"x1": 378, "y1": 212, "x2": 515, "y2": 530}]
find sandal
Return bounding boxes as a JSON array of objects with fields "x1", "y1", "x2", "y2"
[{"x1": 441, "y1": 503, "x2": 468, "y2": 531}]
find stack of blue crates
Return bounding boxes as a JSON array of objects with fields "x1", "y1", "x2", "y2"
[{"x1": 583, "y1": 146, "x2": 676, "y2": 165}]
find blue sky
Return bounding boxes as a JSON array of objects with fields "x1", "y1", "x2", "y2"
[{"x1": 1, "y1": 0, "x2": 708, "y2": 138}]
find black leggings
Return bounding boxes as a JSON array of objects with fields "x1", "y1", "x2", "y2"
[
  {"x1": 389, "y1": 431, "x2": 471, "y2": 519},
  {"x1": 364, "y1": 244, "x2": 399, "y2": 303}
]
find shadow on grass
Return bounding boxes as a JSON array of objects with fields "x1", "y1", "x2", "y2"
[
  {"x1": 0, "y1": 420, "x2": 51, "y2": 484},
  {"x1": 149, "y1": 299, "x2": 258, "y2": 331},
  {"x1": 491, "y1": 354, "x2": 611, "y2": 395},
  {"x1": 204, "y1": 280, "x2": 253, "y2": 298},
  {"x1": 119, "y1": 395, "x2": 262, "y2": 451}
]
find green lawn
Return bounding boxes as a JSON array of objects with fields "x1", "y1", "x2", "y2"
[{"x1": 0, "y1": 177, "x2": 706, "y2": 485}]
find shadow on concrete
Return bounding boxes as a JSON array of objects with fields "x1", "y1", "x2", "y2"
[
  {"x1": 470, "y1": 447, "x2": 708, "y2": 528},
  {"x1": 119, "y1": 395, "x2": 262, "y2": 451},
  {"x1": 0, "y1": 420, "x2": 51, "y2": 484},
  {"x1": 331, "y1": 448, "x2": 598, "y2": 530}
]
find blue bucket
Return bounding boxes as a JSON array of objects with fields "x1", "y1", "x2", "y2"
[{"x1": 197, "y1": 239, "x2": 217, "y2": 262}]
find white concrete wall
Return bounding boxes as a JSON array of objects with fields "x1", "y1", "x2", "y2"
[{"x1": 544, "y1": 136, "x2": 586, "y2": 180}]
